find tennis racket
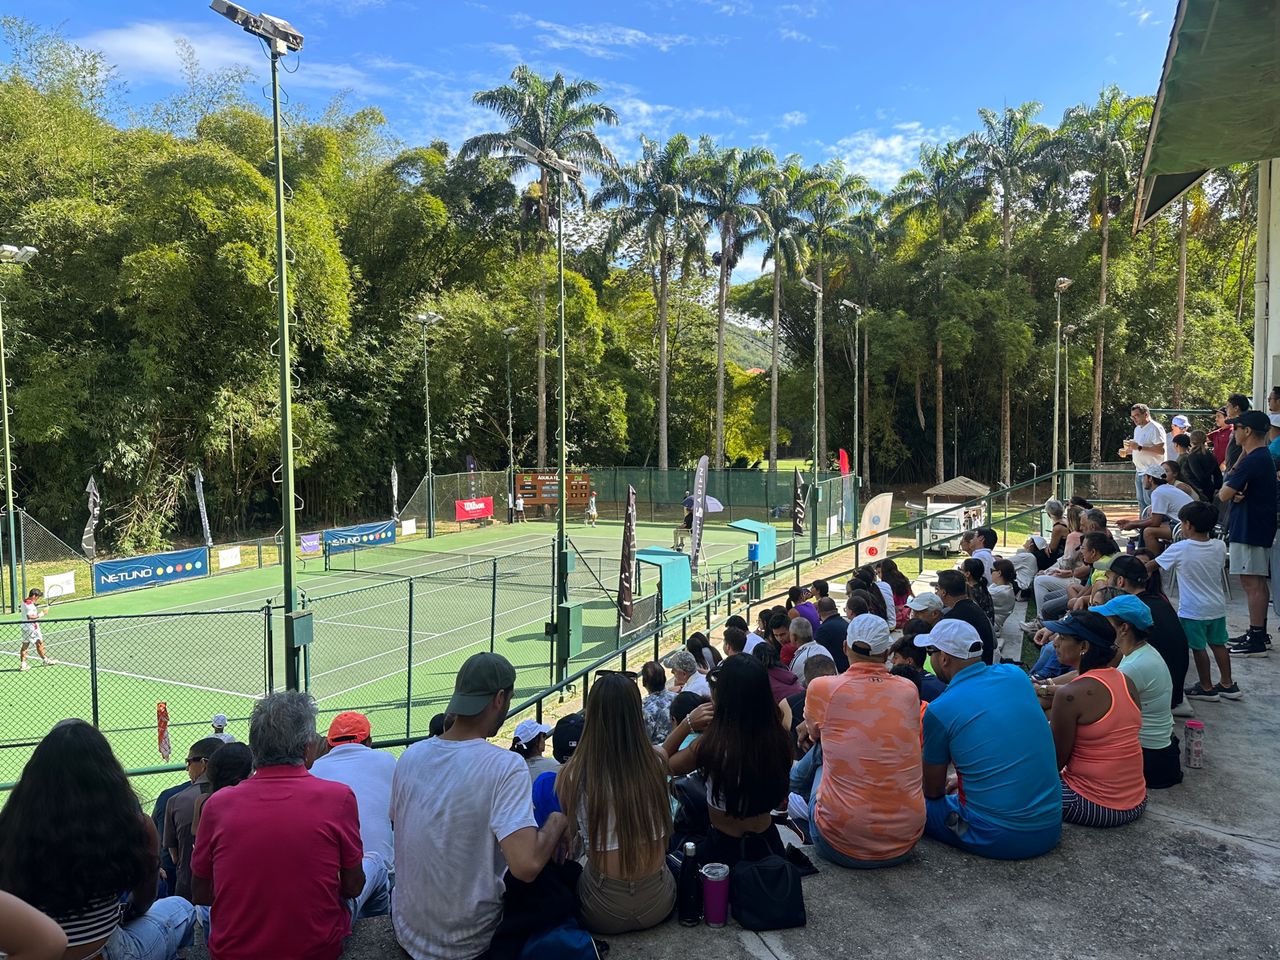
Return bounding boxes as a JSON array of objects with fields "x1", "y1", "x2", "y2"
[{"x1": 40, "y1": 584, "x2": 67, "y2": 609}]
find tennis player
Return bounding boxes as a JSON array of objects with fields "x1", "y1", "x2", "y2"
[
  {"x1": 19, "y1": 588, "x2": 52, "y2": 671},
  {"x1": 585, "y1": 490, "x2": 598, "y2": 527}
]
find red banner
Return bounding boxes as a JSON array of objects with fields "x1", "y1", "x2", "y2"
[
  {"x1": 454, "y1": 496, "x2": 494, "y2": 521},
  {"x1": 838, "y1": 448, "x2": 850, "y2": 476}
]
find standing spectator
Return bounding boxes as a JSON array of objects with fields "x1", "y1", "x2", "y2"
[
  {"x1": 917, "y1": 621, "x2": 1061, "y2": 859},
  {"x1": 814, "y1": 596, "x2": 851, "y2": 672},
  {"x1": 210, "y1": 714, "x2": 236, "y2": 743},
  {"x1": 1223, "y1": 394, "x2": 1251, "y2": 471},
  {"x1": 1119, "y1": 463, "x2": 1194, "y2": 556},
  {"x1": 163, "y1": 736, "x2": 225, "y2": 901},
  {"x1": 391, "y1": 653, "x2": 569, "y2": 960},
  {"x1": 1207, "y1": 406, "x2": 1232, "y2": 467},
  {"x1": 511, "y1": 720, "x2": 560, "y2": 782},
  {"x1": 1220, "y1": 409, "x2": 1276, "y2": 656},
  {"x1": 936, "y1": 569, "x2": 995, "y2": 665},
  {"x1": 192, "y1": 693, "x2": 366, "y2": 960},
  {"x1": 514, "y1": 493, "x2": 526, "y2": 521},
  {"x1": 1107, "y1": 555, "x2": 1192, "y2": 716},
  {"x1": 0, "y1": 720, "x2": 198, "y2": 960},
  {"x1": 557, "y1": 674, "x2": 675, "y2": 935},
  {"x1": 1165, "y1": 414, "x2": 1190, "y2": 461},
  {"x1": 640, "y1": 661, "x2": 675, "y2": 745},
  {"x1": 1180, "y1": 431, "x2": 1222, "y2": 502},
  {"x1": 1118, "y1": 403, "x2": 1167, "y2": 512},
  {"x1": 789, "y1": 615, "x2": 835, "y2": 679},
  {"x1": 667, "y1": 649, "x2": 709, "y2": 697},
  {"x1": 310, "y1": 712, "x2": 397, "y2": 919}
]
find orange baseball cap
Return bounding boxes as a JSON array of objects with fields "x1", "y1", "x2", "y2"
[{"x1": 327, "y1": 711, "x2": 372, "y2": 746}]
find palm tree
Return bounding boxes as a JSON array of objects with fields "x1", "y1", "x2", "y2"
[
  {"x1": 888, "y1": 141, "x2": 982, "y2": 482},
  {"x1": 1060, "y1": 86, "x2": 1152, "y2": 464},
  {"x1": 593, "y1": 134, "x2": 700, "y2": 469},
  {"x1": 461, "y1": 65, "x2": 618, "y2": 468},
  {"x1": 742, "y1": 156, "x2": 810, "y2": 472},
  {"x1": 690, "y1": 137, "x2": 775, "y2": 469},
  {"x1": 799, "y1": 159, "x2": 872, "y2": 469},
  {"x1": 966, "y1": 101, "x2": 1052, "y2": 484}
]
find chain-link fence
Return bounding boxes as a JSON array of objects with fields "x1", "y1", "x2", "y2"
[{"x1": 0, "y1": 509, "x2": 95, "y2": 608}]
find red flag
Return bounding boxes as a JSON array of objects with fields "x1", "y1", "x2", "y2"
[
  {"x1": 157, "y1": 702, "x2": 171, "y2": 762},
  {"x1": 838, "y1": 449, "x2": 850, "y2": 476}
]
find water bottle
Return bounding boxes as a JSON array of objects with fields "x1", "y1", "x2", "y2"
[
  {"x1": 677, "y1": 841, "x2": 702, "y2": 925},
  {"x1": 1184, "y1": 720, "x2": 1204, "y2": 769}
]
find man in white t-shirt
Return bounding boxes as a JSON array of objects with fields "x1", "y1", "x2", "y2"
[
  {"x1": 1118, "y1": 403, "x2": 1167, "y2": 512},
  {"x1": 969, "y1": 528, "x2": 997, "y2": 582},
  {"x1": 18, "y1": 588, "x2": 52, "y2": 671},
  {"x1": 668, "y1": 649, "x2": 710, "y2": 696},
  {"x1": 1119, "y1": 463, "x2": 1194, "y2": 556},
  {"x1": 391, "y1": 654, "x2": 568, "y2": 960}
]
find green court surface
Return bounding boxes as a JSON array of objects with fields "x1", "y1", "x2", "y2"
[{"x1": 0, "y1": 517, "x2": 766, "y2": 804}]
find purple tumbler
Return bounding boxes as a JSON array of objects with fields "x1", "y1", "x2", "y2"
[{"x1": 700, "y1": 863, "x2": 730, "y2": 927}]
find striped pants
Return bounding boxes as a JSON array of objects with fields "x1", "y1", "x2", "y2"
[{"x1": 1061, "y1": 782, "x2": 1147, "y2": 828}]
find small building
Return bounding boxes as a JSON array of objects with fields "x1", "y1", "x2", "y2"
[{"x1": 920, "y1": 477, "x2": 991, "y2": 554}]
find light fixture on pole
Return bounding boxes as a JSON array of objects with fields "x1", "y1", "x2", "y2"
[
  {"x1": 1063, "y1": 324, "x2": 1077, "y2": 472},
  {"x1": 510, "y1": 137, "x2": 581, "y2": 641},
  {"x1": 0, "y1": 244, "x2": 37, "y2": 613},
  {"x1": 209, "y1": 1, "x2": 305, "y2": 688},
  {"x1": 800, "y1": 276, "x2": 822, "y2": 558},
  {"x1": 1052, "y1": 277, "x2": 1073, "y2": 491},
  {"x1": 501, "y1": 326, "x2": 519, "y2": 524},
  {"x1": 839, "y1": 299, "x2": 861, "y2": 481},
  {"x1": 417, "y1": 312, "x2": 441, "y2": 538}
]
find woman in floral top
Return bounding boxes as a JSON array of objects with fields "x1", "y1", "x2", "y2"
[{"x1": 640, "y1": 661, "x2": 675, "y2": 744}]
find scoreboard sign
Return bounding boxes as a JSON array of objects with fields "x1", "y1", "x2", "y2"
[{"x1": 516, "y1": 472, "x2": 592, "y2": 508}]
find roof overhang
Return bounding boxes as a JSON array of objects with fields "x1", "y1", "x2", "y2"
[{"x1": 1136, "y1": 0, "x2": 1280, "y2": 230}]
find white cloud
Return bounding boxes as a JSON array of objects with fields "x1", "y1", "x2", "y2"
[
  {"x1": 512, "y1": 15, "x2": 697, "y2": 59},
  {"x1": 778, "y1": 27, "x2": 811, "y2": 42},
  {"x1": 777, "y1": 3, "x2": 819, "y2": 17},
  {"x1": 599, "y1": 87, "x2": 747, "y2": 162},
  {"x1": 823, "y1": 120, "x2": 963, "y2": 190},
  {"x1": 781, "y1": 110, "x2": 807, "y2": 127}
]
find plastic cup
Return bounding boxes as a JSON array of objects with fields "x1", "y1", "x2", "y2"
[{"x1": 700, "y1": 863, "x2": 730, "y2": 927}]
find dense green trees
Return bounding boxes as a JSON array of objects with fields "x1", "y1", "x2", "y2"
[{"x1": 0, "y1": 19, "x2": 1258, "y2": 551}]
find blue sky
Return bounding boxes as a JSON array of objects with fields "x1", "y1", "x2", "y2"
[{"x1": 22, "y1": 0, "x2": 1173, "y2": 279}]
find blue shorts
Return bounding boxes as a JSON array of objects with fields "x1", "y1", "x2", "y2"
[{"x1": 925, "y1": 795, "x2": 1060, "y2": 860}]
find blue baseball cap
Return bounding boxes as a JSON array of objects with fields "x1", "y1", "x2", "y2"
[
  {"x1": 1091, "y1": 594, "x2": 1154, "y2": 630},
  {"x1": 1043, "y1": 612, "x2": 1116, "y2": 650}
]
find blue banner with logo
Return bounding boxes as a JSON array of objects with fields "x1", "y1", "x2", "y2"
[
  {"x1": 322, "y1": 519, "x2": 396, "y2": 555},
  {"x1": 94, "y1": 546, "x2": 210, "y2": 594}
]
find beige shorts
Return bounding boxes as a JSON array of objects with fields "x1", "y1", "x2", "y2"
[
  {"x1": 578, "y1": 858, "x2": 675, "y2": 935},
  {"x1": 1229, "y1": 541, "x2": 1270, "y2": 577}
]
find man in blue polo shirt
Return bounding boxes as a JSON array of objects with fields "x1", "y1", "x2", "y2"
[{"x1": 916, "y1": 620, "x2": 1061, "y2": 860}]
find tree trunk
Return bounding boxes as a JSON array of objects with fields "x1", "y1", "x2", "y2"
[
  {"x1": 862, "y1": 320, "x2": 870, "y2": 483},
  {"x1": 1236, "y1": 237, "x2": 1253, "y2": 327},
  {"x1": 536, "y1": 171, "x2": 550, "y2": 469},
  {"x1": 1173, "y1": 195, "x2": 1187, "y2": 405},
  {"x1": 1000, "y1": 367, "x2": 1011, "y2": 485},
  {"x1": 714, "y1": 221, "x2": 730, "y2": 470},
  {"x1": 1000, "y1": 182, "x2": 1013, "y2": 486},
  {"x1": 657, "y1": 244, "x2": 671, "y2": 470},
  {"x1": 815, "y1": 257, "x2": 827, "y2": 472},
  {"x1": 934, "y1": 338, "x2": 944, "y2": 483},
  {"x1": 1091, "y1": 187, "x2": 1110, "y2": 467},
  {"x1": 769, "y1": 256, "x2": 781, "y2": 472}
]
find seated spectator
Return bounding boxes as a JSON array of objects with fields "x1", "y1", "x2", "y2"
[
  {"x1": 792, "y1": 614, "x2": 923, "y2": 868},
  {"x1": 780, "y1": 655, "x2": 839, "y2": 755},
  {"x1": 1044, "y1": 612, "x2": 1148, "y2": 827},
  {"x1": 890, "y1": 634, "x2": 947, "y2": 702},
  {"x1": 786, "y1": 586, "x2": 821, "y2": 632},
  {"x1": 970, "y1": 527, "x2": 998, "y2": 581},
  {"x1": 905, "y1": 591, "x2": 944, "y2": 627},
  {"x1": 310, "y1": 712, "x2": 398, "y2": 918},
  {"x1": 665, "y1": 655, "x2": 793, "y2": 867},
  {"x1": 1030, "y1": 508, "x2": 1108, "y2": 628},
  {"x1": 851, "y1": 569, "x2": 892, "y2": 625},
  {"x1": 0, "y1": 720, "x2": 198, "y2": 960},
  {"x1": 428, "y1": 713, "x2": 449, "y2": 737},
  {"x1": 962, "y1": 557, "x2": 995, "y2": 624},
  {"x1": 391, "y1": 653, "x2": 569, "y2": 960},
  {"x1": 752, "y1": 640, "x2": 804, "y2": 702},
  {"x1": 192, "y1": 693, "x2": 366, "y2": 960},
  {"x1": 557, "y1": 674, "x2": 675, "y2": 934},
  {"x1": 0, "y1": 890, "x2": 67, "y2": 960},
  {"x1": 640, "y1": 661, "x2": 676, "y2": 744},
  {"x1": 668, "y1": 691, "x2": 708, "y2": 752},
  {"x1": 193, "y1": 742, "x2": 254, "y2": 837},
  {"x1": 668, "y1": 649, "x2": 710, "y2": 697},
  {"x1": 164, "y1": 736, "x2": 225, "y2": 902},
  {"x1": 1105, "y1": 554, "x2": 1192, "y2": 716},
  {"x1": 768, "y1": 612, "x2": 793, "y2": 655},
  {"x1": 151, "y1": 774, "x2": 197, "y2": 900},
  {"x1": 727, "y1": 614, "x2": 764, "y2": 654},
  {"x1": 1161, "y1": 458, "x2": 1199, "y2": 499},
  {"x1": 686, "y1": 631, "x2": 721, "y2": 671},
  {"x1": 876, "y1": 559, "x2": 915, "y2": 627},
  {"x1": 552, "y1": 713, "x2": 584, "y2": 763},
  {"x1": 813, "y1": 597, "x2": 850, "y2": 672},
  {"x1": 989, "y1": 559, "x2": 1021, "y2": 663},
  {"x1": 1091, "y1": 595, "x2": 1183, "y2": 789},
  {"x1": 511, "y1": 719, "x2": 560, "y2": 782},
  {"x1": 787, "y1": 616, "x2": 833, "y2": 678},
  {"x1": 936, "y1": 569, "x2": 996, "y2": 665},
  {"x1": 210, "y1": 713, "x2": 236, "y2": 743},
  {"x1": 917, "y1": 621, "x2": 1062, "y2": 860},
  {"x1": 1119, "y1": 463, "x2": 1193, "y2": 556},
  {"x1": 1026, "y1": 499, "x2": 1069, "y2": 569}
]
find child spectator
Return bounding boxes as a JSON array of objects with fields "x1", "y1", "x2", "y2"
[
  {"x1": 889, "y1": 635, "x2": 947, "y2": 701},
  {"x1": 989, "y1": 559, "x2": 1022, "y2": 663}
]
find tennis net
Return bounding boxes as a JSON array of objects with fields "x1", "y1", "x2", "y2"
[{"x1": 322, "y1": 539, "x2": 563, "y2": 592}]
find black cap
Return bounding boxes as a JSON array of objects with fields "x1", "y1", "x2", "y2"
[
  {"x1": 1229, "y1": 410, "x2": 1271, "y2": 433},
  {"x1": 551, "y1": 712, "x2": 584, "y2": 762}
]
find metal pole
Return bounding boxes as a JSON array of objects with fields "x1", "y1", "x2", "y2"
[
  {"x1": 506, "y1": 335, "x2": 515, "y2": 524},
  {"x1": 0, "y1": 296, "x2": 17, "y2": 611},
  {"x1": 853, "y1": 309, "x2": 860, "y2": 479},
  {"x1": 555, "y1": 172, "x2": 569, "y2": 619},
  {"x1": 810, "y1": 287, "x2": 821, "y2": 559},
  {"x1": 405, "y1": 579, "x2": 414, "y2": 741},
  {"x1": 1052, "y1": 290, "x2": 1062, "y2": 485},
  {"x1": 422, "y1": 321, "x2": 435, "y2": 538},
  {"x1": 1064, "y1": 333, "x2": 1071, "y2": 471}
]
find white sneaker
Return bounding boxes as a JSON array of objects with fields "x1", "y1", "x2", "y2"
[
  {"x1": 1171, "y1": 700, "x2": 1195, "y2": 718},
  {"x1": 41, "y1": 657, "x2": 54, "y2": 666},
  {"x1": 19, "y1": 660, "x2": 29, "y2": 672}
]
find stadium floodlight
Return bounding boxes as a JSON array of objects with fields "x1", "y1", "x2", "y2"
[
  {"x1": 1055, "y1": 276, "x2": 1074, "y2": 294},
  {"x1": 800, "y1": 277, "x2": 823, "y2": 557},
  {"x1": 501, "y1": 327, "x2": 519, "y2": 523},
  {"x1": 209, "y1": 1, "x2": 303, "y2": 53},
  {"x1": 416, "y1": 313, "x2": 442, "y2": 537},
  {"x1": 512, "y1": 137, "x2": 581, "y2": 180},
  {"x1": 1052, "y1": 277, "x2": 1073, "y2": 485},
  {"x1": 0, "y1": 244, "x2": 35, "y2": 610},
  {"x1": 839, "y1": 300, "x2": 862, "y2": 482}
]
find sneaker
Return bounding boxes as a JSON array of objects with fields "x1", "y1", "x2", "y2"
[
  {"x1": 1020, "y1": 618, "x2": 1043, "y2": 636},
  {"x1": 1216, "y1": 682, "x2": 1244, "y2": 700},
  {"x1": 1171, "y1": 700, "x2": 1195, "y2": 718},
  {"x1": 1184, "y1": 682, "x2": 1220, "y2": 702},
  {"x1": 40, "y1": 657, "x2": 54, "y2": 666},
  {"x1": 1228, "y1": 636, "x2": 1269, "y2": 657},
  {"x1": 18, "y1": 660, "x2": 29, "y2": 672}
]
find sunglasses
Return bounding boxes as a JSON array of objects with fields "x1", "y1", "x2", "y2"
[{"x1": 925, "y1": 646, "x2": 939, "y2": 656}]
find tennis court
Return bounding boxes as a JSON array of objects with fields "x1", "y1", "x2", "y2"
[{"x1": 0, "y1": 515, "x2": 773, "y2": 799}]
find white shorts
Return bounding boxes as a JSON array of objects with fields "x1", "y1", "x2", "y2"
[{"x1": 1229, "y1": 541, "x2": 1270, "y2": 577}]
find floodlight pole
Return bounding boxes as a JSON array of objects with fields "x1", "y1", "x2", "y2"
[
  {"x1": 418, "y1": 314, "x2": 437, "y2": 538},
  {"x1": 503, "y1": 327, "x2": 517, "y2": 523},
  {"x1": 840, "y1": 300, "x2": 861, "y2": 480},
  {"x1": 801, "y1": 277, "x2": 821, "y2": 558},
  {"x1": 555, "y1": 171, "x2": 568, "y2": 617},
  {"x1": 1064, "y1": 326, "x2": 1076, "y2": 473},
  {"x1": 1051, "y1": 277, "x2": 1072, "y2": 495},
  {"x1": 0, "y1": 289, "x2": 17, "y2": 612}
]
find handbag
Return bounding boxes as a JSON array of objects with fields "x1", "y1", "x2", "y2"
[{"x1": 728, "y1": 838, "x2": 806, "y2": 931}]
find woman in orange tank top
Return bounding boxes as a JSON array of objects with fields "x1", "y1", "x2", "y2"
[{"x1": 1046, "y1": 610, "x2": 1147, "y2": 827}]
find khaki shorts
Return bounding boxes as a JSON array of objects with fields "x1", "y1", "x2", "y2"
[
  {"x1": 578, "y1": 858, "x2": 675, "y2": 935},
  {"x1": 1229, "y1": 541, "x2": 1270, "y2": 577}
]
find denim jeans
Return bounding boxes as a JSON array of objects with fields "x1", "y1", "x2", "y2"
[
  {"x1": 1134, "y1": 470, "x2": 1151, "y2": 512},
  {"x1": 1030, "y1": 642, "x2": 1068, "y2": 679},
  {"x1": 811, "y1": 816, "x2": 914, "y2": 869},
  {"x1": 102, "y1": 897, "x2": 197, "y2": 960},
  {"x1": 349, "y1": 853, "x2": 391, "y2": 920}
]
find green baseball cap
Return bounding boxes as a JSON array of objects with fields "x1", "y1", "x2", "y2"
[{"x1": 447, "y1": 653, "x2": 516, "y2": 716}]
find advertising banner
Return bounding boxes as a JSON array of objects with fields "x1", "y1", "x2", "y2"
[
  {"x1": 218, "y1": 546, "x2": 243, "y2": 570},
  {"x1": 856, "y1": 493, "x2": 894, "y2": 566},
  {"x1": 300, "y1": 533, "x2": 321, "y2": 554},
  {"x1": 43, "y1": 571, "x2": 75, "y2": 599},
  {"x1": 81, "y1": 475, "x2": 101, "y2": 560},
  {"x1": 94, "y1": 546, "x2": 209, "y2": 594},
  {"x1": 689, "y1": 455, "x2": 709, "y2": 574},
  {"x1": 618, "y1": 485, "x2": 637, "y2": 621},
  {"x1": 792, "y1": 468, "x2": 806, "y2": 537},
  {"x1": 401, "y1": 517, "x2": 417, "y2": 537},
  {"x1": 454, "y1": 496, "x2": 494, "y2": 521},
  {"x1": 322, "y1": 519, "x2": 396, "y2": 555}
]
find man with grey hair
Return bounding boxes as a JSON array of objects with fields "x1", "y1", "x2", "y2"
[
  {"x1": 788, "y1": 615, "x2": 833, "y2": 679},
  {"x1": 192, "y1": 692, "x2": 367, "y2": 960},
  {"x1": 667, "y1": 648, "x2": 709, "y2": 697},
  {"x1": 1119, "y1": 403, "x2": 1166, "y2": 512}
]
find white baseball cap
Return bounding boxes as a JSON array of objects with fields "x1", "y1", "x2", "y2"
[
  {"x1": 845, "y1": 613, "x2": 892, "y2": 655},
  {"x1": 513, "y1": 719, "x2": 553, "y2": 746},
  {"x1": 1143, "y1": 462, "x2": 1166, "y2": 478},
  {"x1": 914, "y1": 619, "x2": 984, "y2": 659},
  {"x1": 1172, "y1": 415, "x2": 1190, "y2": 428},
  {"x1": 905, "y1": 593, "x2": 944, "y2": 613},
  {"x1": 211, "y1": 713, "x2": 228, "y2": 728},
  {"x1": 1028, "y1": 535, "x2": 1048, "y2": 549}
]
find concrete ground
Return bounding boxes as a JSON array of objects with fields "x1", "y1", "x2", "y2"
[{"x1": 185, "y1": 574, "x2": 1280, "y2": 960}]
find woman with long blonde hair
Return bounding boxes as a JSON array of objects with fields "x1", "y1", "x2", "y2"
[{"x1": 556, "y1": 673, "x2": 675, "y2": 934}]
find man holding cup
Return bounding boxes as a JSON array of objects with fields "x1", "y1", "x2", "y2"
[{"x1": 1118, "y1": 403, "x2": 1166, "y2": 513}]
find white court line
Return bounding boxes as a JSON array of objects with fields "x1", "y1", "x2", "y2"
[{"x1": 0, "y1": 650, "x2": 261, "y2": 700}]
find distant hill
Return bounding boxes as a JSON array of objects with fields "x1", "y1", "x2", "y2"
[{"x1": 725, "y1": 319, "x2": 773, "y2": 372}]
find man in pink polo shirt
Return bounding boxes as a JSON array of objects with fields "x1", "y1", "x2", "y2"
[{"x1": 192, "y1": 692, "x2": 367, "y2": 960}]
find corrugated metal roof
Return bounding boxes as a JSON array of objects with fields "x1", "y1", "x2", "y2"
[{"x1": 924, "y1": 476, "x2": 990, "y2": 499}]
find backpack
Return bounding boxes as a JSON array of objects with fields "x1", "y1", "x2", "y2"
[{"x1": 519, "y1": 922, "x2": 606, "y2": 959}]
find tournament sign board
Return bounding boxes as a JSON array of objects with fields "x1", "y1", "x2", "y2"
[{"x1": 856, "y1": 493, "x2": 893, "y2": 567}]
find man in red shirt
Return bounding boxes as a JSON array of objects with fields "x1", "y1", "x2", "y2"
[{"x1": 192, "y1": 692, "x2": 366, "y2": 960}]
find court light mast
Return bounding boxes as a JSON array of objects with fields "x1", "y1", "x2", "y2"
[
  {"x1": 839, "y1": 299, "x2": 861, "y2": 480},
  {"x1": 209, "y1": 1, "x2": 306, "y2": 688},
  {"x1": 1052, "y1": 276, "x2": 1073, "y2": 490},
  {"x1": 0, "y1": 244, "x2": 37, "y2": 612},
  {"x1": 417, "y1": 312, "x2": 441, "y2": 537},
  {"x1": 502, "y1": 326, "x2": 518, "y2": 523},
  {"x1": 511, "y1": 137, "x2": 581, "y2": 624},
  {"x1": 800, "y1": 276, "x2": 822, "y2": 558}
]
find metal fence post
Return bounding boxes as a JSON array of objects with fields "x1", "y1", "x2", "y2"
[
  {"x1": 490, "y1": 559, "x2": 498, "y2": 654},
  {"x1": 406, "y1": 579, "x2": 415, "y2": 741},
  {"x1": 18, "y1": 511, "x2": 26, "y2": 602},
  {"x1": 262, "y1": 605, "x2": 273, "y2": 693},
  {"x1": 88, "y1": 617, "x2": 99, "y2": 727},
  {"x1": 258, "y1": 540, "x2": 264, "y2": 568}
]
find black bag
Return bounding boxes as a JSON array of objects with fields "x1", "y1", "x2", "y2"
[{"x1": 728, "y1": 839, "x2": 806, "y2": 931}]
